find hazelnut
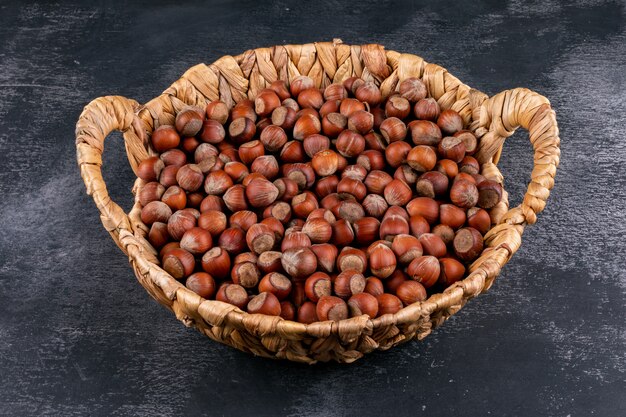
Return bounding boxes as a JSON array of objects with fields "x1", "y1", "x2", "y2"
[
  {"x1": 418, "y1": 233, "x2": 447, "y2": 258},
  {"x1": 166, "y1": 209, "x2": 195, "y2": 240},
  {"x1": 364, "y1": 131, "x2": 386, "y2": 151},
  {"x1": 385, "y1": 141, "x2": 412, "y2": 168},
  {"x1": 432, "y1": 224, "x2": 455, "y2": 245},
  {"x1": 364, "y1": 277, "x2": 385, "y2": 297},
  {"x1": 322, "y1": 112, "x2": 348, "y2": 137},
  {"x1": 355, "y1": 82, "x2": 382, "y2": 105},
  {"x1": 303, "y1": 134, "x2": 330, "y2": 158},
  {"x1": 353, "y1": 217, "x2": 381, "y2": 246},
  {"x1": 223, "y1": 161, "x2": 249, "y2": 182},
  {"x1": 281, "y1": 247, "x2": 317, "y2": 279},
  {"x1": 336, "y1": 247, "x2": 368, "y2": 273},
  {"x1": 384, "y1": 270, "x2": 407, "y2": 294},
  {"x1": 384, "y1": 205, "x2": 410, "y2": 222},
  {"x1": 139, "y1": 182, "x2": 165, "y2": 207},
  {"x1": 391, "y1": 234, "x2": 423, "y2": 264},
  {"x1": 293, "y1": 114, "x2": 321, "y2": 140},
  {"x1": 437, "y1": 109, "x2": 464, "y2": 135},
  {"x1": 297, "y1": 301, "x2": 319, "y2": 324},
  {"x1": 148, "y1": 222, "x2": 170, "y2": 249},
  {"x1": 199, "y1": 119, "x2": 226, "y2": 144},
  {"x1": 257, "y1": 251, "x2": 283, "y2": 274},
  {"x1": 291, "y1": 191, "x2": 319, "y2": 219},
  {"x1": 339, "y1": 98, "x2": 366, "y2": 117},
  {"x1": 137, "y1": 156, "x2": 164, "y2": 182},
  {"x1": 201, "y1": 247, "x2": 231, "y2": 280},
  {"x1": 175, "y1": 164, "x2": 203, "y2": 192},
  {"x1": 215, "y1": 283, "x2": 248, "y2": 309},
  {"x1": 304, "y1": 272, "x2": 332, "y2": 302},
  {"x1": 385, "y1": 96, "x2": 411, "y2": 119},
  {"x1": 337, "y1": 177, "x2": 367, "y2": 201},
  {"x1": 289, "y1": 75, "x2": 315, "y2": 97},
  {"x1": 199, "y1": 195, "x2": 225, "y2": 213},
  {"x1": 438, "y1": 136, "x2": 466, "y2": 163},
  {"x1": 181, "y1": 136, "x2": 201, "y2": 154},
  {"x1": 415, "y1": 171, "x2": 448, "y2": 198},
  {"x1": 336, "y1": 130, "x2": 366, "y2": 158},
  {"x1": 280, "y1": 231, "x2": 311, "y2": 251},
  {"x1": 324, "y1": 84, "x2": 348, "y2": 101},
  {"x1": 271, "y1": 106, "x2": 297, "y2": 131},
  {"x1": 160, "y1": 242, "x2": 180, "y2": 259},
  {"x1": 151, "y1": 125, "x2": 180, "y2": 152},
  {"x1": 141, "y1": 201, "x2": 172, "y2": 226},
  {"x1": 362, "y1": 194, "x2": 388, "y2": 218},
  {"x1": 283, "y1": 163, "x2": 316, "y2": 190},
  {"x1": 244, "y1": 178, "x2": 279, "y2": 208},
  {"x1": 162, "y1": 248, "x2": 195, "y2": 280},
  {"x1": 247, "y1": 292, "x2": 281, "y2": 316},
  {"x1": 408, "y1": 120, "x2": 442, "y2": 146},
  {"x1": 334, "y1": 200, "x2": 365, "y2": 223},
  {"x1": 331, "y1": 219, "x2": 355, "y2": 246},
  {"x1": 297, "y1": 87, "x2": 324, "y2": 109},
  {"x1": 197, "y1": 210, "x2": 227, "y2": 238},
  {"x1": 376, "y1": 293, "x2": 403, "y2": 316},
  {"x1": 268, "y1": 80, "x2": 291, "y2": 101},
  {"x1": 396, "y1": 281, "x2": 427, "y2": 306},
  {"x1": 302, "y1": 218, "x2": 333, "y2": 244},
  {"x1": 311, "y1": 149, "x2": 339, "y2": 177},
  {"x1": 245, "y1": 223, "x2": 275, "y2": 254},
  {"x1": 310, "y1": 243, "x2": 338, "y2": 274},
  {"x1": 407, "y1": 255, "x2": 440, "y2": 288},
  {"x1": 363, "y1": 171, "x2": 392, "y2": 196},
  {"x1": 180, "y1": 227, "x2": 212, "y2": 256},
  {"x1": 477, "y1": 180, "x2": 503, "y2": 209},
  {"x1": 250, "y1": 155, "x2": 279, "y2": 180},
  {"x1": 274, "y1": 177, "x2": 300, "y2": 202},
  {"x1": 280, "y1": 301, "x2": 296, "y2": 321},
  {"x1": 439, "y1": 258, "x2": 466, "y2": 287},
  {"x1": 307, "y1": 208, "x2": 336, "y2": 224},
  {"x1": 334, "y1": 270, "x2": 366, "y2": 299},
  {"x1": 409, "y1": 215, "x2": 430, "y2": 237},
  {"x1": 368, "y1": 241, "x2": 397, "y2": 278},
  {"x1": 406, "y1": 145, "x2": 437, "y2": 172},
  {"x1": 342, "y1": 164, "x2": 368, "y2": 182},
  {"x1": 205, "y1": 100, "x2": 229, "y2": 125},
  {"x1": 467, "y1": 207, "x2": 491, "y2": 234},
  {"x1": 255, "y1": 90, "x2": 281, "y2": 117},
  {"x1": 380, "y1": 117, "x2": 407, "y2": 143},
  {"x1": 453, "y1": 227, "x2": 484, "y2": 261},
  {"x1": 343, "y1": 76, "x2": 364, "y2": 93},
  {"x1": 228, "y1": 117, "x2": 256, "y2": 145},
  {"x1": 379, "y1": 214, "x2": 409, "y2": 241},
  {"x1": 160, "y1": 148, "x2": 187, "y2": 167},
  {"x1": 230, "y1": 261, "x2": 260, "y2": 289},
  {"x1": 439, "y1": 204, "x2": 467, "y2": 229},
  {"x1": 405, "y1": 197, "x2": 438, "y2": 224},
  {"x1": 203, "y1": 170, "x2": 233, "y2": 195},
  {"x1": 357, "y1": 150, "x2": 386, "y2": 172},
  {"x1": 347, "y1": 110, "x2": 374, "y2": 134},
  {"x1": 399, "y1": 77, "x2": 427, "y2": 102},
  {"x1": 218, "y1": 227, "x2": 246, "y2": 255},
  {"x1": 161, "y1": 186, "x2": 186, "y2": 211},
  {"x1": 413, "y1": 97, "x2": 440, "y2": 121},
  {"x1": 450, "y1": 179, "x2": 479, "y2": 209},
  {"x1": 258, "y1": 272, "x2": 292, "y2": 300},
  {"x1": 185, "y1": 272, "x2": 216, "y2": 299},
  {"x1": 316, "y1": 296, "x2": 349, "y2": 321},
  {"x1": 454, "y1": 131, "x2": 478, "y2": 155},
  {"x1": 223, "y1": 184, "x2": 248, "y2": 212},
  {"x1": 347, "y1": 293, "x2": 379, "y2": 318},
  {"x1": 384, "y1": 179, "x2": 413, "y2": 206}
]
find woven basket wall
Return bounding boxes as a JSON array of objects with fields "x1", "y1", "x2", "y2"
[{"x1": 76, "y1": 40, "x2": 560, "y2": 363}]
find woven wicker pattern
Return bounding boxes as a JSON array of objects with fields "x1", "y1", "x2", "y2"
[{"x1": 76, "y1": 41, "x2": 560, "y2": 363}]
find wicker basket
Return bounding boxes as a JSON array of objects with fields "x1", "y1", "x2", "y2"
[{"x1": 76, "y1": 41, "x2": 560, "y2": 363}]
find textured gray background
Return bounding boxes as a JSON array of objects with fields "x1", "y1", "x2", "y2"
[{"x1": 1, "y1": 1, "x2": 625, "y2": 416}]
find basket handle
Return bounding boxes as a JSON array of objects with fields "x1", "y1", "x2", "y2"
[
  {"x1": 475, "y1": 88, "x2": 560, "y2": 226},
  {"x1": 76, "y1": 95, "x2": 147, "y2": 254}
]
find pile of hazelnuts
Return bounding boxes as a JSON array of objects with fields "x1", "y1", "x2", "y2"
[{"x1": 137, "y1": 75, "x2": 502, "y2": 323}]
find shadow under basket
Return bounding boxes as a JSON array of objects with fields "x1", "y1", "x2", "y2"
[{"x1": 76, "y1": 41, "x2": 560, "y2": 364}]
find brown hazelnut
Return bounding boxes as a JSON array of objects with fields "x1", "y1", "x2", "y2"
[
  {"x1": 223, "y1": 161, "x2": 249, "y2": 183},
  {"x1": 439, "y1": 257, "x2": 466, "y2": 287},
  {"x1": 279, "y1": 301, "x2": 296, "y2": 321},
  {"x1": 434, "y1": 159, "x2": 459, "y2": 180},
  {"x1": 297, "y1": 87, "x2": 324, "y2": 109},
  {"x1": 316, "y1": 296, "x2": 349, "y2": 321},
  {"x1": 324, "y1": 84, "x2": 348, "y2": 101},
  {"x1": 293, "y1": 114, "x2": 321, "y2": 140},
  {"x1": 336, "y1": 247, "x2": 368, "y2": 273},
  {"x1": 409, "y1": 215, "x2": 430, "y2": 237},
  {"x1": 339, "y1": 98, "x2": 366, "y2": 117},
  {"x1": 364, "y1": 277, "x2": 385, "y2": 297},
  {"x1": 396, "y1": 280, "x2": 427, "y2": 307},
  {"x1": 418, "y1": 233, "x2": 447, "y2": 258},
  {"x1": 230, "y1": 261, "x2": 260, "y2": 289},
  {"x1": 334, "y1": 200, "x2": 365, "y2": 223},
  {"x1": 322, "y1": 112, "x2": 347, "y2": 137},
  {"x1": 244, "y1": 223, "x2": 275, "y2": 254},
  {"x1": 355, "y1": 82, "x2": 382, "y2": 105},
  {"x1": 271, "y1": 106, "x2": 298, "y2": 132},
  {"x1": 467, "y1": 207, "x2": 491, "y2": 234},
  {"x1": 205, "y1": 100, "x2": 229, "y2": 125},
  {"x1": 228, "y1": 117, "x2": 256, "y2": 145},
  {"x1": 160, "y1": 148, "x2": 187, "y2": 167},
  {"x1": 399, "y1": 77, "x2": 427, "y2": 102},
  {"x1": 151, "y1": 125, "x2": 180, "y2": 152},
  {"x1": 223, "y1": 184, "x2": 248, "y2": 212},
  {"x1": 337, "y1": 177, "x2": 367, "y2": 201},
  {"x1": 438, "y1": 136, "x2": 466, "y2": 163},
  {"x1": 364, "y1": 131, "x2": 386, "y2": 151},
  {"x1": 331, "y1": 219, "x2": 355, "y2": 246},
  {"x1": 305, "y1": 244, "x2": 335, "y2": 275},
  {"x1": 148, "y1": 222, "x2": 170, "y2": 249},
  {"x1": 368, "y1": 241, "x2": 397, "y2": 278},
  {"x1": 343, "y1": 76, "x2": 364, "y2": 93},
  {"x1": 477, "y1": 180, "x2": 503, "y2": 209},
  {"x1": 216, "y1": 283, "x2": 248, "y2": 309},
  {"x1": 283, "y1": 163, "x2": 316, "y2": 190},
  {"x1": 384, "y1": 179, "x2": 413, "y2": 207},
  {"x1": 432, "y1": 224, "x2": 455, "y2": 245},
  {"x1": 376, "y1": 293, "x2": 403, "y2": 316},
  {"x1": 307, "y1": 208, "x2": 336, "y2": 224},
  {"x1": 181, "y1": 136, "x2": 201, "y2": 154},
  {"x1": 304, "y1": 272, "x2": 332, "y2": 302},
  {"x1": 291, "y1": 191, "x2": 319, "y2": 219},
  {"x1": 139, "y1": 182, "x2": 165, "y2": 207},
  {"x1": 363, "y1": 171, "x2": 392, "y2": 196},
  {"x1": 379, "y1": 214, "x2": 410, "y2": 241},
  {"x1": 200, "y1": 195, "x2": 225, "y2": 213},
  {"x1": 180, "y1": 227, "x2": 212, "y2": 256},
  {"x1": 391, "y1": 234, "x2": 423, "y2": 264},
  {"x1": 385, "y1": 96, "x2": 411, "y2": 119},
  {"x1": 162, "y1": 248, "x2": 195, "y2": 280},
  {"x1": 454, "y1": 131, "x2": 478, "y2": 155},
  {"x1": 218, "y1": 227, "x2": 246, "y2": 255},
  {"x1": 159, "y1": 242, "x2": 180, "y2": 259},
  {"x1": 384, "y1": 205, "x2": 410, "y2": 221},
  {"x1": 257, "y1": 251, "x2": 283, "y2": 274},
  {"x1": 408, "y1": 120, "x2": 442, "y2": 146},
  {"x1": 406, "y1": 145, "x2": 437, "y2": 172},
  {"x1": 280, "y1": 231, "x2": 311, "y2": 251},
  {"x1": 380, "y1": 117, "x2": 407, "y2": 143},
  {"x1": 302, "y1": 134, "x2": 330, "y2": 158},
  {"x1": 137, "y1": 156, "x2": 164, "y2": 182},
  {"x1": 302, "y1": 218, "x2": 333, "y2": 244},
  {"x1": 341, "y1": 164, "x2": 368, "y2": 182},
  {"x1": 439, "y1": 204, "x2": 467, "y2": 229},
  {"x1": 297, "y1": 301, "x2": 319, "y2": 323},
  {"x1": 161, "y1": 185, "x2": 186, "y2": 211},
  {"x1": 450, "y1": 179, "x2": 479, "y2": 209},
  {"x1": 141, "y1": 200, "x2": 172, "y2": 226},
  {"x1": 255, "y1": 90, "x2": 281, "y2": 117},
  {"x1": 244, "y1": 178, "x2": 279, "y2": 209},
  {"x1": 175, "y1": 164, "x2": 203, "y2": 192},
  {"x1": 383, "y1": 270, "x2": 406, "y2": 294},
  {"x1": 357, "y1": 150, "x2": 386, "y2": 172},
  {"x1": 274, "y1": 177, "x2": 300, "y2": 202},
  {"x1": 353, "y1": 217, "x2": 381, "y2": 246},
  {"x1": 347, "y1": 293, "x2": 379, "y2": 318},
  {"x1": 437, "y1": 109, "x2": 464, "y2": 135},
  {"x1": 289, "y1": 75, "x2": 315, "y2": 97},
  {"x1": 199, "y1": 119, "x2": 225, "y2": 144},
  {"x1": 385, "y1": 141, "x2": 412, "y2": 168},
  {"x1": 334, "y1": 270, "x2": 366, "y2": 299},
  {"x1": 453, "y1": 227, "x2": 484, "y2": 262},
  {"x1": 281, "y1": 247, "x2": 317, "y2": 280},
  {"x1": 415, "y1": 171, "x2": 448, "y2": 199},
  {"x1": 247, "y1": 292, "x2": 282, "y2": 316},
  {"x1": 203, "y1": 170, "x2": 233, "y2": 196},
  {"x1": 407, "y1": 255, "x2": 440, "y2": 288},
  {"x1": 347, "y1": 110, "x2": 374, "y2": 134},
  {"x1": 257, "y1": 272, "x2": 292, "y2": 301},
  {"x1": 201, "y1": 247, "x2": 231, "y2": 280},
  {"x1": 336, "y1": 130, "x2": 366, "y2": 158},
  {"x1": 166, "y1": 209, "x2": 195, "y2": 240},
  {"x1": 311, "y1": 149, "x2": 340, "y2": 177},
  {"x1": 185, "y1": 272, "x2": 216, "y2": 299},
  {"x1": 413, "y1": 98, "x2": 440, "y2": 121},
  {"x1": 362, "y1": 194, "x2": 388, "y2": 218}
]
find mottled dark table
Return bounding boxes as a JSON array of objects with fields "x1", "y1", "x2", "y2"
[{"x1": 1, "y1": 1, "x2": 625, "y2": 416}]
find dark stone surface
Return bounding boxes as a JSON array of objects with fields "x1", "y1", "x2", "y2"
[{"x1": 0, "y1": 1, "x2": 624, "y2": 416}]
